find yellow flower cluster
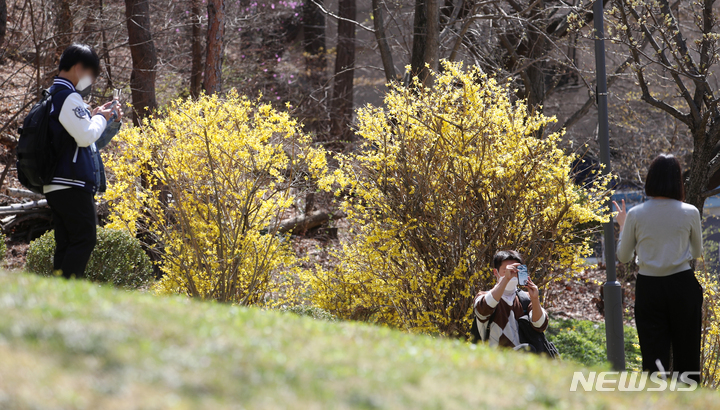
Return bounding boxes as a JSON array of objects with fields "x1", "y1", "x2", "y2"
[
  {"x1": 696, "y1": 261, "x2": 720, "y2": 387},
  {"x1": 104, "y1": 91, "x2": 332, "y2": 305},
  {"x1": 302, "y1": 61, "x2": 612, "y2": 337}
]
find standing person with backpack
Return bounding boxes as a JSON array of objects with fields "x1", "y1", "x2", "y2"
[
  {"x1": 40, "y1": 44, "x2": 123, "y2": 279},
  {"x1": 615, "y1": 154, "x2": 703, "y2": 383}
]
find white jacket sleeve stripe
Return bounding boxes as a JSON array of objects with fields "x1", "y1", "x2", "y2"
[{"x1": 58, "y1": 92, "x2": 107, "y2": 147}]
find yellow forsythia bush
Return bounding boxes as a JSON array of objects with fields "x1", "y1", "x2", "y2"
[
  {"x1": 302, "y1": 62, "x2": 611, "y2": 337},
  {"x1": 698, "y1": 252, "x2": 720, "y2": 387},
  {"x1": 104, "y1": 91, "x2": 333, "y2": 304}
]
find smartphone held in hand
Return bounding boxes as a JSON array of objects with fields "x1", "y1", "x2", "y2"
[
  {"x1": 109, "y1": 89, "x2": 121, "y2": 122},
  {"x1": 517, "y1": 265, "x2": 528, "y2": 286}
]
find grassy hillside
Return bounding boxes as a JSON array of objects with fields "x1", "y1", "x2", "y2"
[{"x1": 0, "y1": 270, "x2": 717, "y2": 409}]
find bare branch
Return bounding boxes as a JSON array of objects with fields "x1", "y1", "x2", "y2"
[
  {"x1": 702, "y1": 185, "x2": 720, "y2": 198},
  {"x1": 559, "y1": 28, "x2": 653, "y2": 131},
  {"x1": 617, "y1": 0, "x2": 692, "y2": 125},
  {"x1": 309, "y1": 0, "x2": 374, "y2": 33}
]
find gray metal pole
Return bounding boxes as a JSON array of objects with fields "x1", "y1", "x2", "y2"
[{"x1": 593, "y1": 0, "x2": 626, "y2": 371}]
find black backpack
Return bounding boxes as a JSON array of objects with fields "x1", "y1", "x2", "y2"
[
  {"x1": 470, "y1": 289, "x2": 559, "y2": 359},
  {"x1": 16, "y1": 88, "x2": 66, "y2": 194}
]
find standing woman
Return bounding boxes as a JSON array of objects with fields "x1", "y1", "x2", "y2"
[{"x1": 615, "y1": 154, "x2": 703, "y2": 383}]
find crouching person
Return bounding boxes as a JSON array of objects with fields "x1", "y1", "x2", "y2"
[{"x1": 473, "y1": 250, "x2": 556, "y2": 357}]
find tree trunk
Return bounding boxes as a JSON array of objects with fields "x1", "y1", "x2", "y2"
[
  {"x1": 410, "y1": 0, "x2": 427, "y2": 82},
  {"x1": 301, "y1": 0, "x2": 327, "y2": 134},
  {"x1": 0, "y1": 0, "x2": 7, "y2": 51},
  {"x1": 522, "y1": 3, "x2": 547, "y2": 114},
  {"x1": 371, "y1": 0, "x2": 396, "y2": 83},
  {"x1": 410, "y1": 0, "x2": 439, "y2": 86},
  {"x1": 686, "y1": 131, "x2": 715, "y2": 216},
  {"x1": 99, "y1": 0, "x2": 113, "y2": 89},
  {"x1": 203, "y1": 0, "x2": 225, "y2": 95},
  {"x1": 54, "y1": 0, "x2": 73, "y2": 63},
  {"x1": 190, "y1": 0, "x2": 203, "y2": 98},
  {"x1": 424, "y1": 0, "x2": 439, "y2": 77},
  {"x1": 329, "y1": 0, "x2": 356, "y2": 141},
  {"x1": 80, "y1": 0, "x2": 99, "y2": 44},
  {"x1": 302, "y1": 0, "x2": 326, "y2": 87},
  {"x1": 524, "y1": 63, "x2": 545, "y2": 112},
  {"x1": 124, "y1": 0, "x2": 158, "y2": 125}
]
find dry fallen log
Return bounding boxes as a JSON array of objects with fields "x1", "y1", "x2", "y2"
[
  {"x1": 271, "y1": 210, "x2": 345, "y2": 234},
  {"x1": 0, "y1": 199, "x2": 48, "y2": 216},
  {"x1": 3, "y1": 187, "x2": 45, "y2": 201},
  {"x1": 3, "y1": 212, "x2": 52, "y2": 232},
  {"x1": 0, "y1": 199, "x2": 53, "y2": 241}
]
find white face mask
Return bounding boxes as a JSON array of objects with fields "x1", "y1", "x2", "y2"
[
  {"x1": 504, "y1": 276, "x2": 518, "y2": 293},
  {"x1": 76, "y1": 75, "x2": 93, "y2": 96}
]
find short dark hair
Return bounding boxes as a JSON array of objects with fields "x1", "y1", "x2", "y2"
[
  {"x1": 58, "y1": 44, "x2": 100, "y2": 77},
  {"x1": 493, "y1": 250, "x2": 523, "y2": 270},
  {"x1": 645, "y1": 154, "x2": 685, "y2": 201}
]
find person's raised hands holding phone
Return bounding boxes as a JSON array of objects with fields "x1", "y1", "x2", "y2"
[
  {"x1": 524, "y1": 278, "x2": 544, "y2": 323},
  {"x1": 91, "y1": 101, "x2": 115, "y2": 121}
]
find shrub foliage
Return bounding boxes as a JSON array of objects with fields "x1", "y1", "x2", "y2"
[
  {"x1": 546, "y1": 317, "x2": 642, "y2": 369},
  {"x1": 303, "y1": 62, "x2": 611, "y2": 337},
  {"x1": 26, "y1": 227, "x2": 153, "y2": 288},
  {"x1": 0, "y1": 231, "x2": 6, "y2": 263},
  {"x1": 698, "y1": 257, "x2": 720, "y2": 387},
  {"x1": 104, "y1": 92, "x2": 332, "y2": 304}
]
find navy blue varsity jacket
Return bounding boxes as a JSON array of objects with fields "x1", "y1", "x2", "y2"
[{"x1": 45, "y1": 77, "x2": 118, "y2": 194}]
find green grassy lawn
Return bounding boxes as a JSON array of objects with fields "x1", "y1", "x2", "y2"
[{"x1": 0, "y1": 270, "x2": 717, "y2": 409}]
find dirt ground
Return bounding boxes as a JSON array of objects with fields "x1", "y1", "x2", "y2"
[{"x1": 544, "y1": 266, "x2": 637, "y2": 326}]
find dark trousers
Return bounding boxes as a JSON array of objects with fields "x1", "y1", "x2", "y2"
[
  {"x1": 635, "y1": 269, "x2": 703, "y2": 383},
  {"x1": 45, "y1": 188, "x2": 97, "y2": 279}
]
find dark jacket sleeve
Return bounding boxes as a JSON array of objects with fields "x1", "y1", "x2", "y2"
[
  {"x1": 526, "y1": 300, "x2": 549, "y2": 332},
  {"x1": 95, "y1": 120, "x2": 121, "y2": 150}
]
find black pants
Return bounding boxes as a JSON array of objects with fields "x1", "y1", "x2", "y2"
[
  {"x1": 635, "y1": 269, "x2": 703, "y2": 383},
  {"x1": 45, "y1": 188, "x2": 97, "y2": 279}
]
